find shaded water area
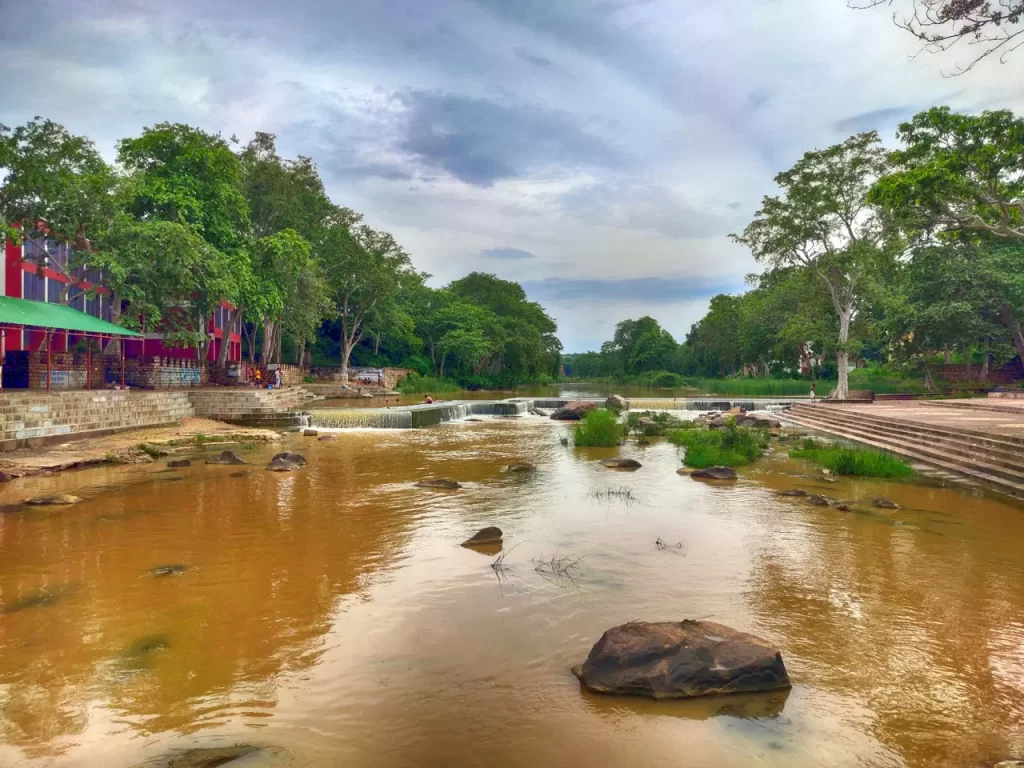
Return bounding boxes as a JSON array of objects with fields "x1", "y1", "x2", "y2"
[{"x1": 1, "y1": 415, "x2": 1023, "y2": 767}]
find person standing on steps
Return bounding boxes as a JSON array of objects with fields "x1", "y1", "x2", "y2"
[
  {"x1": 274, "y1": 368, "x2": 282, "y2": 389},
  {"x1": 809, "y1": 383, "x2": 817, "y2": 403}
]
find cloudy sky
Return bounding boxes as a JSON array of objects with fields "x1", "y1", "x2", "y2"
[{"x1": 2, "y1": 0, "x2": 1022, "y2": 351}]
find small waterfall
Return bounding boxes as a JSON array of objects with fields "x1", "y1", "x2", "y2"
[{"x1": 309, "y1": 409, "x2": 414, "y2": 429}]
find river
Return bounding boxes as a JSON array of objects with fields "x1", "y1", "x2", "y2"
[{"x1": 0, "y1": 413, "x2": 1022, "y2": 767}]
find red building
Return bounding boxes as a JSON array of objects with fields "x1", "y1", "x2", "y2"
[{"x1": 3, "y1": 231, "x2": 241, "y2": 362}]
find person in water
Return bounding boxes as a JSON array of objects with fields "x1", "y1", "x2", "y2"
[{"x1": 424, "y1": 394, "x2": 434, "y2": 404}]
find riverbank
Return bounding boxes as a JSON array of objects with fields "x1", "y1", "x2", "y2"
[{"x1": 0, "y1": 417, "x2": 280, "y2": 478}]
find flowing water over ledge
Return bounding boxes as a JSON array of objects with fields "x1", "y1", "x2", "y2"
[{"x1": 0, "y1": 416, "x2": 1023, "y2": 767}]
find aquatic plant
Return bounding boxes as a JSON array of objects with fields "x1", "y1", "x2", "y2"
[
  {"x1": 790, "y1": 441, "x2": 915, "y2": 478},
  {"x1": 572, "y1": 409, "x2": 626, "y2": 447},
  {"x1": 668, "y1": 421, "x2": 769, "y2": 468}
]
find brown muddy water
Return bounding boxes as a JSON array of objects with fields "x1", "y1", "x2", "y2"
[{"x1": 0, "y1": 415, "x2": 1023, "y2": 767}]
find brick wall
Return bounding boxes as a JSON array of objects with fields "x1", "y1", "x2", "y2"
[
  {"x1": 935, "y1": 362, "x2": 1024, "y2": 384},
  {"x1": 17, "y1": 351, "x2": 107, "y2": 390},
  {"x1": 12, "y1": 352, "x2": 208, "y2": 390},
  {"x1": 118, "y1": 357, "x2": 208, "y2": 389}
]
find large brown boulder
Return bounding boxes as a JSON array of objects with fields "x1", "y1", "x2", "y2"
[
  {"x1": 550, "y1": 401, "x2": 597, "y2": 420},
  {"x1": 605, "y1": 394, "x2": 628, "y2": 412},
  {"x1": 206, "y1": 450, "x2": 247, "y2": 465},
  {"x1": 600, "y1": 458, "x2": 642, "y2": 470},
  {"x1": 25, "y1": 494, "x2": 82, "y2": 506},
  {"x1": 462, "y1": 526, "x2": 502, "y2": 546},
  {"x1": 416, "y1": 479, "x2": 462, "y2": 490},
  {"x1": 272, "y1": 451, "x2": 307, "y2": 465},
  {"x1": 690, "y1": 466, "x2": 737, "y2": 480},
  {"x1": 572, "y1": 620, "x2": 790, "y2": 700}
]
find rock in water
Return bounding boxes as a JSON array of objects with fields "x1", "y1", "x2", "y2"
[
  {"x1": 605, "y1": 394, "x2": 628, "y2": 412},
  {"x1": 505, "y1": 462, "x2": 536, "y2": 473},
  {"x1": 416, "y1": 479, "x2": 462, "y2": 489},
  {"x1": 0, "y1": 471, "x2": 15, "y2": 482},
  {"x1": 872, "y1": 497, "x2": 900, "y2": 509},
  {"x1": 550, "y1": 401, "x2": 597, "y2": 421},
  {"x1": 600, "y1": 458, "x2": 642, "y2": 470},
  {"x1": 690, "y1": 466, "x2": 737, "y2": 480},
  {"x1": 318, "y1": 434, "x2": 339, "y2": 441},
  {"x1": 572, "y1": 620, "x2": 790, "y2": 700},
  {"x1": 266, "y1": 457, "x2": 300, "y2": 472},
  {"x1": 167, "y1": 459, "x2": 191, "y2": 468},
  {"x1": 726, "y1": 406, "x2": 746, "y2": 415},
  {"x1": 778, "y1": 488, "x2": 808, "y2": 497},
  {"x1": 808, "y1": 494, "x2": 834, "y2": 507},
  {"x1": 206, "y1": 451, "x2": 247, "y2": 465},
  {"x1": 303, "y1": 428, "x2": 319, "y2": 436},
  {"x1": 149, "y1": 564, "x2": 189, "y2": 577},
  {"x1": 272, "y1": 451, "x2": 307, "y2": 465},
  {"x1": 25, "y1": 494, "x2": 82, "y2": 506},
  {"x1": 462, "y1": 526, "x2": 502, "y2": 546}
]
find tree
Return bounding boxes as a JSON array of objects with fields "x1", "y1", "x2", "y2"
[
  {"x1": 852, "y1": 0, "x2": 1024, "y2": 73},
  {"x1": 320, "y1": 212, "x2": 414, "y2": 378},
  {"x1": 732, "y1": 132, "x2": 893, "y2": 399},
  {"x1": 870, "y1": 107, "x2": 1024, "y2": 358}
]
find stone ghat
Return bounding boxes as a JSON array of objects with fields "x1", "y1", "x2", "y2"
[{"x1": 0, "y1": 390, "x2": 194, "y2": 451}]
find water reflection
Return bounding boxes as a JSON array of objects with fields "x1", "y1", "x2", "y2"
[{"x1": 0, "y1": 421, "x2": 1022, "y2": 767}]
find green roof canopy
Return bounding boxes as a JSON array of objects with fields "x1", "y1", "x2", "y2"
[{"x1": 0, "y1": 296, "x2": 142, "y2": 337}]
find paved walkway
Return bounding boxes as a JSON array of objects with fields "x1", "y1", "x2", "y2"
[{"x1": 822, "y1": 402, "x2": 1024, "y2": 439}]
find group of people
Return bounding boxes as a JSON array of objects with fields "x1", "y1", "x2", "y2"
[{"x1": 251, "y1": 367, "x2": 282, "y2": 389}]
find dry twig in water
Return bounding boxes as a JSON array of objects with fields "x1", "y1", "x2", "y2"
[
  {"x1": 655, "y1": 537, "x2": 687, "y2": 555},
  {"x1": 532, "y1": 551, "x2": 588, "y2": 587}
]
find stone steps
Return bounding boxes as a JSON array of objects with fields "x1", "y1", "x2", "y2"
[
  {"x1": 783, "y1": 404, "x2": 1024, "y2": 499},
  {"x1": 187, "y1": 387, "x2": 320, "y2": 425}
]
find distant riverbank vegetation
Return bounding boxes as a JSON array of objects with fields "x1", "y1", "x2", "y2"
[
  {"x1": 0, "y1": 119, "x2": 561, "y2": 389},
  {"x1": 564, "y1": 107, "x2": 1024, "y2": 398}
]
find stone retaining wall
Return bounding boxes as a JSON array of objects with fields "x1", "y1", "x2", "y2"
[
  {"x1": 0, "y1": 390, "x2": 194, "y2": 451},
  {"x1": 309, "y1": 366, "x2": 411, "y2": 389}
]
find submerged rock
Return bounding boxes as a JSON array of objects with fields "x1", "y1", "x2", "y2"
[
  {"x1": 206, "y1": 450, "x2": 247, "y2": 465},
  {"x1": 605, "y1": 394, "x2": 628, "y2": 412},
  {"x1": 675, "y1": 467, "x2": 692, "y2": 475},
  {"x1": 465, "y1": 417, "x2": 484, "y2": 422},
  {"x1": 149, "y1": 564, "x2": 189, "y2": 577},
  {"x1": 550, "y1": 401, "x2": 597, "y2": 421},
  {"x1": 160, "y1": 745, "x2": 284, "y2": 768},
  {"x1": 505, "y1": 462, "x2": 536, "y2": 473},
  {"x1": 872, "y1": 497, "x2": 901, "y2": 509},
  {"x1": 25, "y1": 494, "x2": 82, "y2": 506},
  {"x1": 125, "y1": 634, "x2": 170, "y2": 658},
  {"x1": 272, "y1": 452, "x2": 307, "y2": 465},
  {"x1": 690, "y1": 466, "x2": 738, "y2": 481},
  {"x1": 572, "y1": 620, "x2": 791, "y2": 700},
  {"x1": 416, "y1": 479, "x2": 462, "y2": 490},
  {"x1": 266, "y1": 457, "x2": 300, "y2": 472},
  {"x1": 167, "y1": 459, "x2": 192, "y2": 468},
  {"x1": 0, "y1": 586, "x2": 72, "y2": 614},
  {"x1": 778, "y1": 488, "x2": 808, "y2": 497},
  {"x1": 808, "y1": 494, "x2": 834, "y2": 507},
  {"x1": 462, "y1": 526, "x2": 502, "y2": 546},
  {"x1": 318, "y1": 434, "x2": 339, "y2": 441},
  {"x1": 835, "y1": 503, "x2": 852, "y2": 512},
  {"x1": 303, "y1": 428, "x2": 319, "y2": 436},
  {"x1": 0, "y1": 471, "x2": 15, "y2": 482},
  {"x1": 600, "y1": 458, "x2": 642, "y2": 470}
]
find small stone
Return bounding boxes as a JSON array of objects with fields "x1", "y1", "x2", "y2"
[
  {"x1": 465, "y1": 417, "x2": 484, "y2": 422},
  {"x1": 675, "y1": 467, "x2": 692, "y2": 475},
  {"x1": 505, "y1": 462, "x2": 536, "y2": 472},
  {"x1": 462, "y1": 526, "x2": 502, "y2": 546},
  {"x1": 167, "y1": 459, "x2": 192, "y2": 468},
  {"x1": 303, "y1": 428, "x2": 319, "y2": 436},
  {"x1": 0, "y1": 471, "x2": 15, "y2": 482},
  {"x1": 690, "y1": 466, "x2": 738, "y2": 480},
  {"x1": 778, "y1": 488, "x2": 808, "y2": 497},
  {"x1": 206, "y1": 450, "x2": 247, "y2": 465},
  {"x1": 272, "y1": 452, "x2": 307, "y2": 465},
  {"x1": 318, "y1": 434, "x2": 339, "y2": 441},
  {"x1": 25, "y1": 494, "x2": 82, "y2": 506},
  {"x1": 266, "y1": 457, "x2": 300, "y2": 472},
  {"x1": 416, "y1": 479, "x2": 462, "y2": 489},
  {"x1": 872, "y1": 497, "x2": 901, "y2": 509},
  {"x1": 149, "y1": 564, "x2": 189, "y2": 577},
  {"x1": 835, "y1": 503, "x2": 851, "y2": 512},
  {"x1": 808, "y1": 494, "x2": 834, "y2": 507},
  {"x1": 822, "y1": 468, "x2": 832, "y2": 476},
  {"x1": 600, "y1": 458, "x2": 642, "y2": 470},
  {"x1": 726, "y1": 406, "x2": 746, "y2": 415}
]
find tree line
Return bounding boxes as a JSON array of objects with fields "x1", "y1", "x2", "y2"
[
  {"x1": 568, "y1": 106, "x2": 1024, "y2": 397},
  {"x1": 0, "y1": 120, "x2": 561, "y2": 384}
]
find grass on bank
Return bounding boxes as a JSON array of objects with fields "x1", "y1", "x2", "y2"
[
  {"x1": 573, "y1": 409, "x2": 626, "y2": 447},
  {"x1": 789, "y1": 438, "x2": 915, "y2": 478},
  {"x1": 668, "y1": 421, "x2": 769, "y2": 468}
]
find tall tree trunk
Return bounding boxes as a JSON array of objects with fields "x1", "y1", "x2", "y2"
[
  {"x1": 276, "y1": 328, "x2": 283, "y2": 365},
  {"x1": 295, "y1": 339, "x2": 305, "y2": 366},
  {"x1": 243, "y1": 323, "x2": 257, "y2": 364},
  {"x1": 216, "y1": 307, "x2": 240, "y2": 368},
  {"x1": 836, "y1": 306, "x2": 852, "y2": 400},
  {"x1": 923, "y1": 363, "x2": 936, "y2": 391},
  {"x1": 103, "y1": 294, "x2": 124, "y2": 356},
  {"x1": 997, "y1": 305, "x2": 1024, "y2": 362},
  {"x1": 980, "y1": 340, "x2": 990, "y2": 381},
  {"x1": 943, "y1": 347, "x2": 952, "y2": 365},
  {"x1": 262, "y1": 317, "x2": 273, "y2": 364}
]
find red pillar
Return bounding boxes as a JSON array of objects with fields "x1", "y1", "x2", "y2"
[
  {"x1": 46, "y1": 332, "x2": 52, "y2": 393},
  {"x1": 120, "y1": 342, "x2": 125, "y2": 389},
  {"x1": 86, "y1": 337, "x2": 92, "y2": 390}
]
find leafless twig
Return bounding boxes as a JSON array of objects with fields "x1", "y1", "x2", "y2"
[{"x1": 655, "y1": 536, "x2": 688, "y2": 555}]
